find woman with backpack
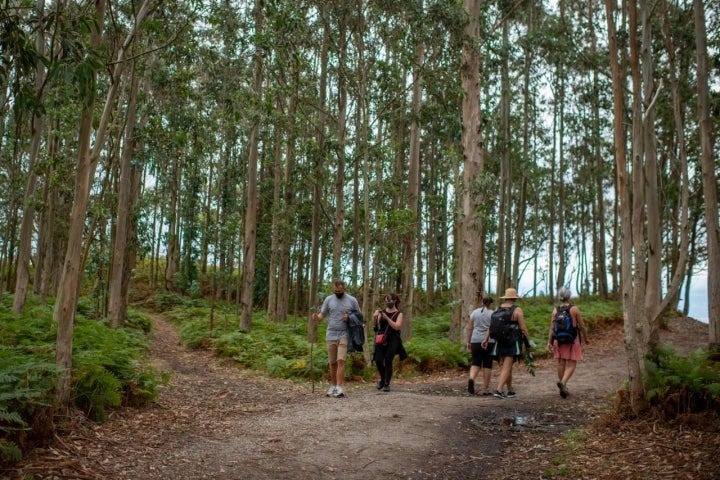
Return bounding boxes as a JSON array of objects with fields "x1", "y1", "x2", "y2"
[
  {"x1": 546, "y1": 287, "x2": 590, "y2": 398},
  {"x1": 481, "y1": 288, "x2": 530, "y2": 399}
]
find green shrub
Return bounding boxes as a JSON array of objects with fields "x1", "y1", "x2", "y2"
[
  {"x1": 1, "y1": 295, "x2": 162, "y2": 461},
  {"x1": 644, "y1": 345, "x2": 720, "y2": 417}
]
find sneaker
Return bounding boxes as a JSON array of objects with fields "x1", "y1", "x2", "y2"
[
  {"x1": 377, "y1": 380, "x2": 385, "y2": 390},
  {"x1": 333, "y1": 385, "x2": 345, "y2": 398},
  {"x1": 557, "y1": 381, "x2": 569, "y2": 398},
  {"x1": 467, "y1": 378, "x2": 475, "y2": 395},
  {"x1": 482, "y1": 390, "x2": 492, "y2": 396},
  {"x1": 382, "y1": 385, "x2": 390, "y2": 392},
  {"x1": 493, "y1": 390, "x2": 506, "y2": 399},
  {"x1": 506, "y1": 391, "x2": 516, "y2": 398},
  {"x1": 326, "y1": 385, "x2": 337, "y2": 397}
]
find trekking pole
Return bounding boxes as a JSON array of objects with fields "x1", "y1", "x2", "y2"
[{"x1": 308, "y1": 306, "x2": 320, "y2": 393}]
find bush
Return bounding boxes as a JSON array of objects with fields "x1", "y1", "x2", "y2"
[
  {"x1": 644, "y1": 345, "x2": 720, "y2": 418},
  {"x1": 0, "y1": 296, "x2": 162, "y2": 460}
]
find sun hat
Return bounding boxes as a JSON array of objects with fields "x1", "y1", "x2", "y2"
[{"x1": 500, "y1": 288, "x2": 520, "y2": 300}]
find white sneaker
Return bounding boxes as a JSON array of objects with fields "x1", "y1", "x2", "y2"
[
  {"x1": 333, "y1": 385, "x2": 345, "y2": 398},
  {"x1": 326, "y1": 385, "x2": 337, "y2": 397}
]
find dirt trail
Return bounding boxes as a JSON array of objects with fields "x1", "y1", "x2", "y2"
[{"x1": 4, "y1": 315, "x2": 711, "y2": 480}]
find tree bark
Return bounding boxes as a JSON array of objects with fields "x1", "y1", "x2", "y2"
[
  {"x1": 693, "y1": 0, "x2": 720, "y2": 348},
  {"x1": 13, "y1": 0, "x2": 47, "y2": 313},
  {"x1": 457, "y1": 0, "x2": 484, "y2": 343},
  {"x1": 240, "y1": 0, "x2": 264, "y2": 331}
]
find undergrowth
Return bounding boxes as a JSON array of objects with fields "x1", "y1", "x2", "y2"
[
  {"x1": 157, "y1": 292, "x2": 623, "y2": 381},
  {"x1": 0, "y1": 295, "x2": 161, "y2": 462}
]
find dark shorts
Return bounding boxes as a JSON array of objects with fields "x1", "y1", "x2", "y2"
[
  {"x1": 470, "y1": 342, "x2": 495, "y2": 369},
  {"x1": 491, "y1": 338, "x2": 523, "y2": 360}
]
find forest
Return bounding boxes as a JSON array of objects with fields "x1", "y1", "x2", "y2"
[{"x1": 1, "y1": 0, "x2": 719, "y2": 453}]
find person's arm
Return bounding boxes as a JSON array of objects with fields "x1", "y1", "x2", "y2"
[
  {"x1": 572, "y1": 306, "x2": 589, "y2": 344},
  {"x1": 515, "y1": 307, "x2": 530, "y2": 339},
  {"x1": 547, "y1": 308, "x2": 556, "y2": 351},
  {"x1": 466, "y1": 316, "x2": 474, "y2": 350}
]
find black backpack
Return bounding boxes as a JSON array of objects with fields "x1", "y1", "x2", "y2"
[
  {"x1": 489, "y1": 306, "x2": 518, "y2": 344},
  {"x1": 552, "y1": 305, "x2": 577, "y2": 345}
]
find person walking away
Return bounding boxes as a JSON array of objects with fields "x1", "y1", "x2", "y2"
[
  {"x1": 482, "y1": 288, "x2": 530, "y2": 399},
  {"x1": 466, "y1": 296, "x2": 495, "y2": 395},
  {"x1": 547, "y1": 287, "x2": 589, "y2": 398},
  {"x1": 312, "y1": 280, "x2": 361, "y2": 398},
  {"x1": 372, "y1": 293, "x2": 406, "y2": 392}
]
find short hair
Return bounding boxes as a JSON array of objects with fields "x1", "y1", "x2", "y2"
[
  {"x1": 557, "y1": 287, "x2": 571, "y2": 302},
  {"x1": 333, "y1": 280, "x2": 346, "y2": 288},
  {"x1": 482, "y1": 296, "x2": 493, "y2": 306}
]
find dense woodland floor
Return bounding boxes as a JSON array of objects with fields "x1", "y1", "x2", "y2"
[{"x1": 2, "y1": 315, "x2": 719, "y2": 480}]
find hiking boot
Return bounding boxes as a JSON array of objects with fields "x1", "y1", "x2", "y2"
[
  {"x1": 382, "y1": 385, "x2": 390, "y2": 392},
  {"x1": 557, "y1": 381, "x2": 569, "y2": 398},
  {"x1": 493, "y1": 390, "x2": 506, "y2": 399},
  {"x1": 326, "y1": 385, "x2": 337, "y2": 397},
  {"x1": 377, "y1": 380, "x2": 385, "y2": 390},
  {"x1": 506, "y1": 390, "x2": 517, "y2": 398},
  {"x1": 467, "y1": 378, "x2": 475, "y2": 395},
  {"x1": 333, "y1": 386, "x2": 345, "y2": 398}
]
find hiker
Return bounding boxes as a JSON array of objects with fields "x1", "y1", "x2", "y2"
[
  {"x1": 482, "y1": 288, "x2": 530, "y2": 399},
  {"x1": 547, "y1": 287, "x2": 589, "y2": 398},
  {"x1": 466, "y1": 296, "x2": 495, "y2": 396},
  {"x1": 372, "y1": 292, "x2": 406, "y2": 392},
  {"x1": 312, "y1": 280, "x2": 361, "y2": 398}
]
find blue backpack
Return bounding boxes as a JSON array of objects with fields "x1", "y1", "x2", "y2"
[{"x1": 552, "y1": 305, "x2": 577, "y2": 345}]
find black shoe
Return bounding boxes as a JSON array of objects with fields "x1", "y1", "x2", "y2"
[
  {"x1": 468, "y1": 378, "x2": 475, "y2": 395},
  {"x1": 377, "y1": 380, "x2": 385, "y2": 390},
  {"x1": 382, "y1": 384, "x2": 390, "y2": 392},
  {"x1": 557, "y1": 381, "x2": 569, "y2": 398},
  {"x1": 493, "y1": 390, "x2": 506, "y2": 399}
]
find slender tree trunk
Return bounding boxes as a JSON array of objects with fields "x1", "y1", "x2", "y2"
[
  {"x1": 108, "y1": 63, "x2": 141, "y2": 328},
  {"x1": 13, "y1": 0, "x2": 47, "y2": 313},
  {"x1": 403, "y1": 29, "x2": 422, "y2": 340},
  {"x1": 240, "y1": 0, "x2": 264, "y2": 331},
  {"x1": 693, "y1": 0, "x2": 720, "y2": 348},
  {"x1": 308, "y1": 3, "x2": 329, "y2": 344},
  {"x1": 55, "y1": 0, "x2": 108, "y2": 407}
]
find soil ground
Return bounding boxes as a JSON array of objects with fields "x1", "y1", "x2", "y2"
[{"x1": 3, "y1": 315, "x2": 719, "y2": 480}]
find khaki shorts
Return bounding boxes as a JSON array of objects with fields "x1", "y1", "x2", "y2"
[{"x1": 326, "y1": 337, "x2": 348, "y2": 363}]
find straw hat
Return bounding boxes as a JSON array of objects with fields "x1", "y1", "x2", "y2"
[{"x1": 500, "y1": 288, "x2": 520, "y2": 300}]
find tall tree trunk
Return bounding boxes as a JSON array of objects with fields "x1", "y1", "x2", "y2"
[
  {"x1": 240, "y1": 0, "x2": 264, "y2": 331},
  {"x1": 693, "y1": 0, "x2": 720, "y2": 348},
  {"x1": 108, "y1": 63, "x2": 141, "y2": 328},
  {"x1": 55, "y1": 0, "x2": 152, "y2": 405},
  {"x1": 13, "y1": 0, "x2": 47, "y2": 313},
  {"x1": 457, "y1": 0, "x2": 484, "y2": 343},
  {"x1": 403, "y1": 27, "x2": 422, "y2": 340},
  {"x1": 332, "y1": 5, "x2": 347, "y2": 281},
  {"x1": 308, "y1": 3, "x2": 330, "y2": 345},
  {"x1": 55, "y1": 0, "x2": 108, "y2": 407}
]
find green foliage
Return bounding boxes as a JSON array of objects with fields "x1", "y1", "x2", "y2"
[
  {"x1": 0, "y1": 349, "x2": 58, "y2": 463},
  {"x1": 0, "y1": 296, "x2": 162, "y2": 461},
  {"x1": 403, "y1": 338, "x2": 467, "y2": 371},
  {"x1": 167, "y1": 295, "x2": 623, "y2": 381},
  {"x1": 644, "y1": 345, "x2": 720, "y2": 417}
]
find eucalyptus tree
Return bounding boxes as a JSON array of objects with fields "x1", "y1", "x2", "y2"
[
  {"x1": 239, "y1": 0, "x2": 265, "y2": 331},
  {"x1": 457, "y1": 0, "x2": 485, "y2": 342},
  {"x1": 693, "y1": 0, "x2": 719, "y2": 348},
  {"x1": 605, "y1": 0, "x2": 697, "y2": 413},
  {"x1": 12, "y1": 0, "x2": 49, "y2": 313}
]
